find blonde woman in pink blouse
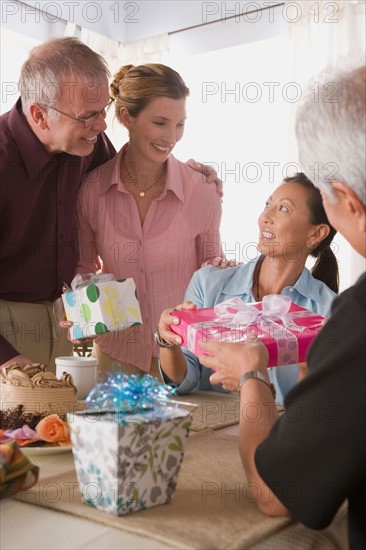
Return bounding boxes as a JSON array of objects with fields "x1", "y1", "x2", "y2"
[{"x1": 74, "y1": 64, "x2": 222, "y2": 378}]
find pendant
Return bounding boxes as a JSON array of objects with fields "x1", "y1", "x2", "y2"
[{"x1": 139, "y1": 191, "x2": 145, "y2": 198}]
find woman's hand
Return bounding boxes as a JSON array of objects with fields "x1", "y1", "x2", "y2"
[
  {"x1": 186, "y1": 159, "x2": 223, "y2": 198},
  {"x1": 158, "y1": 302, "x2": 197, "y2": 385},
  {"x1": 201, "y1": 257, "x2": 237, "y2": 268},
  {"x1": 157, "y1": 301, "x2": 197, "y2": 347}
]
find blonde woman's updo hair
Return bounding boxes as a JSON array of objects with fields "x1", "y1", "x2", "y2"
[{"x1": 109, "y1": 63, "x2": 190, "y2": 124}]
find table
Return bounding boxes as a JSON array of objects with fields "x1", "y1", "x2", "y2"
[{"x1": 1, "y1": 393, "x2": 348, "y2": 550}]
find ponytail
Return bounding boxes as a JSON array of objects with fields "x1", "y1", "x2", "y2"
[{"x1": 311, "y1": 246, "x2": 339, "y2": 294}]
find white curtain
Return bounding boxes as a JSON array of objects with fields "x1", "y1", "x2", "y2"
[
  {"x1": 66, "y1": 24, "x2": 171, "y2": 74},
  {"x1": 287, "y1": 0, "x2": 365, "y2": 73},
  {"x1": 116, "y1": 34, "x2": 171, "y2": 69},
  {"x1": 286, "y1": 0, "x2": 366, "y2": 290},
  {"x1": 65, "y1": 23, "x2": 122, "y2": 73},
  {"x1": 286, "y1": 0, "x2": 366, "y2": 161}
]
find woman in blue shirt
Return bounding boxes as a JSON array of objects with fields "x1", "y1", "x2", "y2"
[{"x1": 156, "y1": 173, "x2": 339, "y2": 403}]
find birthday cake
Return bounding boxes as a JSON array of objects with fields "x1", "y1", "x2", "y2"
[{"x1": 0, "y1": 363, "x2": 77, "y2": 430}]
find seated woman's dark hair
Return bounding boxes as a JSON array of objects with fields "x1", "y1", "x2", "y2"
[{"x1": 284, "y1": 172, "x2": 339, "y2": 294}]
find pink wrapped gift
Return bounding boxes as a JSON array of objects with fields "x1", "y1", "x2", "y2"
[{"x1": 170, "y1": 295, "x2": 325, "y2": 368}]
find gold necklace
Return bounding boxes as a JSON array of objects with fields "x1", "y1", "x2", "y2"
[{"x1": 123, "y1": 156, "x2": 166, "y2": 198}]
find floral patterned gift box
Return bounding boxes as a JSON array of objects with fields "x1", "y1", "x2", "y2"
[{"x1": 67, "y1": 374, "x2": 193, "y2": 515}]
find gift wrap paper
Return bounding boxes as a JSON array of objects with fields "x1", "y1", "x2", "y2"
[
  {"x1": 62, "y1": 278, "x2": 142, "y2": 339},
  {"x1": 68, "y1": 407, "x2": 192, "y2": 515},
  {"x1": 170, "y1": 296, "x2": 325, "y2": 368}
]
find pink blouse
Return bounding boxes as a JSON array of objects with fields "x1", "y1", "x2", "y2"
[{"x1": 76, "y1": 147, "x2": 222, "y2": 372}]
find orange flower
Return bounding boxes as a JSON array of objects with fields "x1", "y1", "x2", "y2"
[{"x1": 35, "y1": 414, "x2": 71, "y2": 446}]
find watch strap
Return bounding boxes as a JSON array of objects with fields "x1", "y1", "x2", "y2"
[
  {"x1": 238, "y1": 370, "x2": 276, "y2": 399},
  {"x1": 154, "y1": 325, "x2": 175, "y2": 348}
]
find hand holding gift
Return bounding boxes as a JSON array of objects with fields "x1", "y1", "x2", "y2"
[
  {"x1": 169, "y1": 295, "x2": 325, "y2": 369},
  {"x1": 61, "y1": 273, "x2": 142, "y2": 340},
  {"x1": 156, "y1": 301, "x2": 197, "y2": 347},
  {"x1": 59, "y1": 313, "x2": 86, "y2": 345},
  {"x1": 198, "y1": 338, "x2": 269, "y2": 392},
  {"x1": 156, "y1": 301, "x2": 199, "y2": 387}
]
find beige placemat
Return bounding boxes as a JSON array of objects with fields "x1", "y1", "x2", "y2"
[
  {"x1": 15, "y1": 430, "x2": 292, "y2": 550},
  {"x1": 175, "y1": 391, "x2": 240, "y2": 431},
  {"x1": 79, "y1": 391, "x2": 240, "y2": 432},
  {"x1": 78, "y1": 393, "x2": 280, "y2": 434}
]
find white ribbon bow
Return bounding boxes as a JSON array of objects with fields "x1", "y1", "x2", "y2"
[
  {"x1": 213, "y1": 295, "x2": 300, "y2": 332},
  {"x1": 71, "y1": 273, "x2": 115, "y2": 291}
]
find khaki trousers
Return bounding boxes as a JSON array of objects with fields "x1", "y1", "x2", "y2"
[
  {"x1": 92, "y1": 342, "x2": 162, "y2": 382},
  {"x1": 0, "y1": 298, "x2": 73, "y2": 372}
]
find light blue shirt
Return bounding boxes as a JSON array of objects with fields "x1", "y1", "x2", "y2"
[{"x1": 171, "y1": 258, "x2": 336, "y2": 399}]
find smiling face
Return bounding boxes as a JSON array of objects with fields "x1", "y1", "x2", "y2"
[
  {"x1": 258, "y1": 182, "x2": 323, "y2": 261},
  {"x1": 37, "y1": 76, "x2": 110, "y2": 156},
  {"x1": 122, "y1": 96, "x2": 186, "y2": 165}
]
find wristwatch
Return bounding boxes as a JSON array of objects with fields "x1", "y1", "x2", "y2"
[
  {"x1": 238, "y1": 370, "x2": 276, "y2": 399},
  {"x1": 154, "y1": 325, "x2": 175, "y2": 348}
]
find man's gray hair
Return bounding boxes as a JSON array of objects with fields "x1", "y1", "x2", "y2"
[
  {"x1": 19, "y1": 37, "x2": 110, "y2": 113},
  {"x1": 296, "y1": 62, "x2": 366, "y2": 205}
]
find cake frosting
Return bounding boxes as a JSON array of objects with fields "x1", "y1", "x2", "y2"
[{"x1": 0, "y1": 363, "x2": 77, "y2": 430}]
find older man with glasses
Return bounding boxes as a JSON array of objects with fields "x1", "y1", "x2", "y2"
[
  {"x1": 0, "y1": 37, "x2": 220, "y2": 372},
  {"x1": 0, "y1": 37, "x2": 116, "y2": 371}
]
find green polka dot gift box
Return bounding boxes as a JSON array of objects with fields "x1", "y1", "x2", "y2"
[{"x1": 62, "y1": 274, "x2": 142, "y2": 339}]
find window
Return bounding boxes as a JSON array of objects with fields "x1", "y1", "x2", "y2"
[{"x1": 172, "y1": 34, "x2": 294, "y2": 264}]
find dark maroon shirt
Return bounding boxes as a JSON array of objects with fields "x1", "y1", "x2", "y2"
[{"x1": 0, "y1": 99, "x2": 116, "y2": 362}]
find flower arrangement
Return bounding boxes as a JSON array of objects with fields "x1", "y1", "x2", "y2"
[{"x1": 0, "y1": 414, "x2": 71, "y2": 447}]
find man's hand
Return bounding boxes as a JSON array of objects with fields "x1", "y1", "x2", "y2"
[
  {"x1": 59, "y1": 314, "x2": 90, "y2": 345},
  {"x1": 1, "y1": 354, "x2": 32, "y2": 370},
  {"x1": 187, "y1": 159, "x2": 223, "y2": 198},
  {"x1": 198, "y1": 339, "x2": 269, "y2": 391}
]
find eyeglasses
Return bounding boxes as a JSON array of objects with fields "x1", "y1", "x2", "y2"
[{"x1": 44, "y1": 99, "x2": 113, "y2": 128}]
